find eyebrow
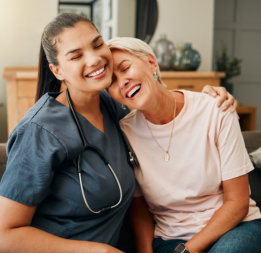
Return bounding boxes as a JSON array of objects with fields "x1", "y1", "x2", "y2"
[{"x1": 65, "y1": 35, "x2": 102, "y2": 56}]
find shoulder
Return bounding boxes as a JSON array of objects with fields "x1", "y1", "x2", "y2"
[
  {"x1": 182, "y1": 89, "x2": 224, "y2": 118},
  {"x1": 8, "y1": 93, "x2": 82, "y2": 159},
  {"x1": 100, "y1": 90, "x2": 130, "y2": 121},
  {"x1": 177, "y1": 90, "x2": 239, "y2": 137},
  {"x1": 119, "y1": 109, "x2": 141, "y2": 130},
  {"x1": 183, "y1": 89, "x2": 218, "y2": 108}
]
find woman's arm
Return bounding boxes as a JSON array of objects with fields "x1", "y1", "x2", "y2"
[
  {"x1": 185, "y1": 174, "x2": 250, "y2": 253},
  {"x1": 130, "y1": 197, "x2": 154, "y2": 253},
  {"x1": 202, "y1": 85, "x2": 238, "y2": 112},
  {"x1": 0, "y1": 196, "x2": 124, "y2": 253}
]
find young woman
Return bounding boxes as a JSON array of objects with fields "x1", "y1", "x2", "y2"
[
  {"x1": 107, "y1": 37, "x2": 261, "y2": 253},
  {"x1": 0, "y1": 13, "x2": 236, "y2": 253},
  {"x1": 0, "y1": 13, "x2": 134, "y2": 253}
]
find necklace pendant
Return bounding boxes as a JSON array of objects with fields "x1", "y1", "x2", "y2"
[{"x1": 164, "y1": 152, "x2": 170, "y2": 161}]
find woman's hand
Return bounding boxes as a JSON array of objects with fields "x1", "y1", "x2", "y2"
[
  {"x1": 201, "y1": 85, "x2": 238, "y2": 112},
  {"x1": 184, "y1": 174, "x2": 250, "y2": 253}
]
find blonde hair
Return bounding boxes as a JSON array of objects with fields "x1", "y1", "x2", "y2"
[{"x1": 107, "y1": 37, "x2": 163, "y2": 84}]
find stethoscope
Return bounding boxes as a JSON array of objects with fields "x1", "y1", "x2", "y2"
[{"x1": 66, "y1": 89, "x2": 139, "y2": 214}]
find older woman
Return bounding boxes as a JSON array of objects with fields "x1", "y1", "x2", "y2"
[{"x1": 107, "y1": 37, "x2": 261, "y2": 253}]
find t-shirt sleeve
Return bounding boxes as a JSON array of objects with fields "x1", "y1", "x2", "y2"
[
  {"x1": 217, "y1": 111, "x2": 254, "y2": 181},
  {"x1": 0, "y1": 122, "x2": 67, "y2": 206}
]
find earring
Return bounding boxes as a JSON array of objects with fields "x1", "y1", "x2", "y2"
[{"x1": 153, "y1": 72, "x2": 158, "y2": 80}]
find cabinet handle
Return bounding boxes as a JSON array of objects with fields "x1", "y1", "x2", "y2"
[{"x1": 177, "y1": 85, "x2": 195, "y2": 89}]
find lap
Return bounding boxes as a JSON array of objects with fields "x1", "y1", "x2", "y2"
[
  {"x1": 152, "y1": 219, "x2": 261, "y2": 253},
  {"x1": 209, "y1": 219, "x2": 261, "y2": 253}
]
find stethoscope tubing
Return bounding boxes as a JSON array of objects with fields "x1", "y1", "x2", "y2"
[{"x1": 66, "y1": 89, "x2": 123, "y2": 214}]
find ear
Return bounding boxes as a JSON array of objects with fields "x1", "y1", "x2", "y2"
[
  {"x1": 147, "y1": 54, "x2": 158, "y2": 73},
  {"x1": 49, "y1": 64, "x2": 64, "y2": 81}
]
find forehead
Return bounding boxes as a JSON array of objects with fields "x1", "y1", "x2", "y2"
[
  {"x1": 56, "y1": 21, "x2": 99, "y2": 49},
  {"x1": 112, "y1": 49, "x2": 142, "y2": 65}
]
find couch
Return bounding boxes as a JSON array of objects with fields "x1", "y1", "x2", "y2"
[{"x1": 0, "y1": 131, "x2": 261, "y2": 253}]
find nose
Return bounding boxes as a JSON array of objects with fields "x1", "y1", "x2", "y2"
[
  {"x1": 120, "y1": 80, "x2": 129, "y2": 89},
  {"x1": 85, "y1": 51, "x2": 101, "y2": 67}
]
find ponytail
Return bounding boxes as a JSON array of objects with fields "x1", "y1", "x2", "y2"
[{"x1": 35, "y1": 44, "x2": 61, "y2": 101}]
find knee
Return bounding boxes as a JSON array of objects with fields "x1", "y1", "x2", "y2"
[{"x1": 209, "y1": 221, "x2": 261, "y2": 253}]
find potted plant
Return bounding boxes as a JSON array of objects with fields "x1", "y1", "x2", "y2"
[{"x1": 215, "y1": 46, "x2": 242, "y2": 94}]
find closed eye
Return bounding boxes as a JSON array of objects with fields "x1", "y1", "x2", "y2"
[
  {"x1": 71, "y1": 55, "x2": 82, "y2": 60},
  {"x1": 121, "y1": 66, "x2": 130, "y2": 72},
  {"x1": 95, "y1": 42, "x2": 104, "y2": 48}
]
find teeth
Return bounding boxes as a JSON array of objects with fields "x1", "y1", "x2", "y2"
[
  {"x1": 127, "y1": 85, "x2": 141, "y2": 98},
  {"x1": 88, "y1": 67, "x2": 104, "y2": 77}
]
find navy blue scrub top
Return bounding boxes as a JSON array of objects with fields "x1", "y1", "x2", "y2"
[{"x1": 0, "y1": 91, "x2": 135, "y2": 246}]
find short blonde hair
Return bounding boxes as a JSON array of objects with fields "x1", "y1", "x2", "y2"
[{"x1": 107, "y1": 37, "x2": 162, "y2": 84}]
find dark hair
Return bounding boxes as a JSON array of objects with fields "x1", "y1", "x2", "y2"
[{"x1": 36, "y1": 13, "x2": 97, "y2": 100}]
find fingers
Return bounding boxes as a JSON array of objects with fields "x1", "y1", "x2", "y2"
[
  {"x1": 218, "y1": 92, "x2": 238, "y2": 112},
  {"x1": 202, "y1": 85, "x2": 218, "y2": 97},
  {"x1": 201, "y1": 85, "x2": 238, "y2": 113},
  {"x1": 215, "y1": 87, "x2": 227, "y2": 107}
]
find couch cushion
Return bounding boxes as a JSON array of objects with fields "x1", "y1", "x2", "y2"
[
  {"x1": 242, "y1": 131, "x2": 261, "y2": 153},
  {"x1": 242, "y1": 131, "x2": 261, "y2": 210}
]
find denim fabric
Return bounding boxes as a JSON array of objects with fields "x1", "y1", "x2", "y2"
[
  {"x1": 209, "y1": 219, "x2": 261, "y2": 253},
  {"x1": 153, "y1": 219, "x2": 261, "y2": 253}
]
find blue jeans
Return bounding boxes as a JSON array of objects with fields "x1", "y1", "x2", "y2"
[{"x1": 152, "y1": 219, "x2": 261, "y2": 253}]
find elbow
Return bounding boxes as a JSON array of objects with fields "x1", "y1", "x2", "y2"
[
  {"x1": 237, "y1": 200, "x2": 249, "y2": 221},
  {"x1": 0, "y1": 227, "x2": 15, "y2": 252},
  {"x1": 0, "y1": 229, "x2": 9, "y2": 252},
  {"x1": 241, "y1": 202, "x2": 249, "y2": 219}
]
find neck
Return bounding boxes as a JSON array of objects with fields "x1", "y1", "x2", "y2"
[
  {"x1": 142, "y1": 87, "x2": 177, "y2": 125},
  {"x1": 58, "y1": 88, "x2": 101, "y2": 115},
  {"x1": 56, "y1": 88, "x2": 104, "y2": 133}
]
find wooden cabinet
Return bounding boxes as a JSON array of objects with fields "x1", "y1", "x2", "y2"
[
  {"x1": 3, "y1": 68, "x2": 256, "y2": 135},
  {"x1": 3, "y1": 67, "x2": 38, "y2": 136},
  {"x1": 161, "y1": 71, "x2": 225, "y2": 91},
  {"x1": 237, "y1": 105, "x2": 257, "y2": 131}
]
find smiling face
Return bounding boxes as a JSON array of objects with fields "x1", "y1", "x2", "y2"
[
  {"x1": 108, "y1": 49, "x2": 158, "y2": 110},
  {"x1": 50, "y1": 21, "x2": 113, "y2": 94}
]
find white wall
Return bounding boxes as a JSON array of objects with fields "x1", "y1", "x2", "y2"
[
  {"x1": 0, "y1": 0, "x2": 58, "y2": 141},
  {"x1": 152, "y1": 0, "x2": 215, "y2": 71}
]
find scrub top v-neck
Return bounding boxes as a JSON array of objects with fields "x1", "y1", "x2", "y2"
[{"x1": 0, "y1": 91, "x2": 135, "y2": 246}]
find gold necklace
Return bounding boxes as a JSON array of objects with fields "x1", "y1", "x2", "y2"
[{"x1": 144, "y1": 96, "x2": 176, "y2": 162}]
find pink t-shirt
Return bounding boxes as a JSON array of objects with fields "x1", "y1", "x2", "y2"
[{"x1": 120, "y1": 90, "x2": 261, "y2": 240}]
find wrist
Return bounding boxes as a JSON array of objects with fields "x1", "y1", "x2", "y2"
[{"x1": 174, "y1": 243, "x2": 190, "y2": 253}]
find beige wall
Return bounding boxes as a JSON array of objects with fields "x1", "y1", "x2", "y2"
[
  {"x1": 0, "y1": 0, "x2": 215, "y2": 141},
  {"x1": 152, "y1": 0, "x2": 215, "y2": 71},
  {"x1": 0, "y1": 0, "x2": 58, "y2": 141}
]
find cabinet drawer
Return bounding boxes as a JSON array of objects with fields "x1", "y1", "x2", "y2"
[{"x1": 162, "y1": 78, "x2": 220, "y2": 91}]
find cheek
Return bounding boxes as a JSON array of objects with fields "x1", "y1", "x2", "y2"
[{"x1": 108, "y1": 85, "x2": 122, "y2": 101}]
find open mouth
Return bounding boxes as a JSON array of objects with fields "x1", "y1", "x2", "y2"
[
  {"x1": 126, "y1": 84, "x2": 141, "y2": 98},
  {"x1": 86, "y1": 65, "x2": 106, "y2": 78}
]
